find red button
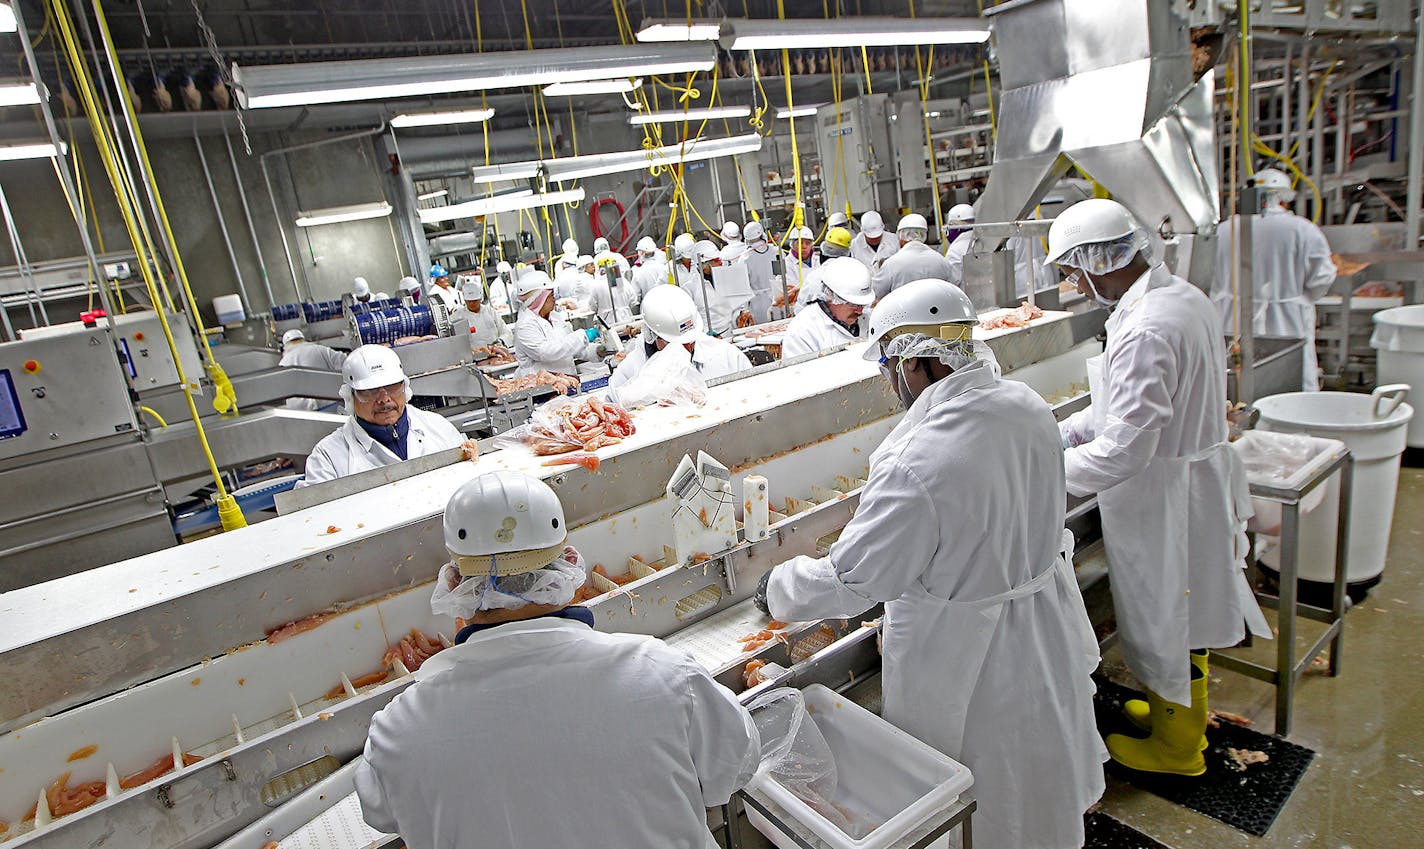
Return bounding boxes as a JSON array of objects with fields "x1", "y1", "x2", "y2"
[
  {"x1": 133, "y1": 332, "x2": 145, "y2": 341},
  {"x1": 22, "y1": 360, "x2": 40, "y2": 374}
]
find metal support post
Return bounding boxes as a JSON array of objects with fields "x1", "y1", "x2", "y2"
[
  {"x1": 1405, "y1": 2, "x2": 1424, "y2": 259},
  {"x1": 194, "y1": 133, "x2": 252, "y2": 315},
  {"x1": 223, "y1": 127, "x2": 278, "y2": 309}
]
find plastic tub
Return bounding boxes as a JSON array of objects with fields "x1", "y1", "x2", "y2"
[
  {"x1": 1371, "y1": 304, "x2": 1424, "y2": 448},
  {"x1": 212, "y1": 294, "x2": 245, "y2": 325},
  {"x1": 1254, "y1": 385, "x2": 1413, "y2": 583},
  {"x1": 746, "y1": 684, "x2": 973, "y2": 849}
]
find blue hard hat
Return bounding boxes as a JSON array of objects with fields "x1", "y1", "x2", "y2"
[{"x1": 429, "y1": 263, "x2": 449, "y2": 278}]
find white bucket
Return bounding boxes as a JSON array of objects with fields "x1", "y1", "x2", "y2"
[
  {"x1": 1254, "y1": 385, "x2": 1413, "y2": 582},
  {"x1": 1371, "y1": 304, "x2": 1424, "y2": 448},
  {"x1": 212, "y1": 294, "x2": 246, "y2": 325}
]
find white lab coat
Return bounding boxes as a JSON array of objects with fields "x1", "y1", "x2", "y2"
[
  {"x1": 512, "y1": 308, "x2": 596, "y2": 376},
  {"x1": 849, "y1": 232, "x2": 899, "y2": 273},
  {"x1": 944, "y1": 231, "x2": 973, "y2": 286},
  {"x1": 631, "y1": 257, "x2": 671, "y2": 306},
  {"x1": 299, "y1": 406, "x2": 464, "y2": 487},
  {"x1": 425, "y1": 284, "x2": 461, "y2": 310},
  {"x1": 1212, "y1": 206, "x2": 1337, "y2": 390},
  {"x1": 555, "y1": 270, "x2": 596, "y2": 310},
  {"x1": 944, "y1": 234, "x2": 1057, "y2": 297},
  {"x1": 743, "y1": 244, "x2": 781, "y2": 324},
  {"x1": 783, "y1": 255, "x2": 820, "y2": 315},
  {"x1": 767, "y1": 361, "x2": 1105, "y2": 849},
  {"x1": 1062, "y1": 264, "x2": 1266, "y2": 706},
  {"x1": 872, "y1": 241, "x2": 958, "y2": 299},
  {"x1": 589, "y1": 275, "x2": 636, "y2": 325},
  {"x1": 608, "y1": 335, "x2": 752, "y2": 391},
  {"x1": 594, "y1": 248, "x2": 632, "y2": 282},
  {"x1": 278, "y1": 342, "x2": 346, "y2": 411},
  {"x1": 553, "y1": 252, "x2": 580, "y2": 277},
  {"x1": 447, "y1": 304, "x2": 511, "y2": 350},
  {"x1": 779, "y1": 303, "x2": 864, "y2": 359},
  {"x1": 356, "y1": 617, "x2": 760, "y2": 849},
  {"x1": 676, "y1": 262, "x2": 740, "y2": 337}
]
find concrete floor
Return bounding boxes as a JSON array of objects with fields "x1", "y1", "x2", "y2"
[{"x1": 1098, "y1": 467, "x2": 1424, "y2": 848}]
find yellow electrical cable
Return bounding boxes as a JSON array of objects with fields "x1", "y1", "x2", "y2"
[
  {"x1": 1287, "y1": 59, "x2": 1339, "y2": 160},
  {"x1": 138, "y1": 405, "x2": 169, "y2": 429}
]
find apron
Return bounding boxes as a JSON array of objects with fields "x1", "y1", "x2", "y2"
[
  {"x1": 1257, "y1": 296, "x2": 1320, "y2": 391},
  {"x1": 1087, "y1": 355, "x2": 1270, "y2": 706}
]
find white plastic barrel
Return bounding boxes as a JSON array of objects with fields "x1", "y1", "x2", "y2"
[
  {"x1": 1371, "y1": 304, "x2": 1424, "y2": 448},
  {"x1": 1255, "y1": 385, "x2": 1413, "y2": 583},
  {"x1": 212, "y1": 294, "x2": 246, "y2": 325}
]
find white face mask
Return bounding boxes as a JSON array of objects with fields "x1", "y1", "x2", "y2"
[{"x1": 1067, "y1": 269, "x2": 1119, "y2": 309}]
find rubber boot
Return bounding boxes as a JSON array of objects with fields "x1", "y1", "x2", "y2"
[
  {"x1": 1124, "y1": 650, "x2": 1210, "y2": 751},
  {"x1": 1106, "y1": 663, "x2": 1209, "y2": 776}
]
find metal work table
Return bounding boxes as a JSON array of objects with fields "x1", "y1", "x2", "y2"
[
  {"x1": 1317, "y1": 250, "x2": 1424, "y2": 384},
  {"x1": 1212, "y1": 440, "x2": 1354, "y2": 737}
]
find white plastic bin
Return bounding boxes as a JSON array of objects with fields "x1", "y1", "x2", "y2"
[
  {"x1": 746, "y1": 684, "x2": 973, "y2": 849},
  {"x1": 212, "y1": 294, "x2": 246, "y2": 325},
  {"x1": 1371, "y1": 304, "x2": 1424, "y2": 448},
  {"x1": 1254, "y1": 385, "x2": 1413, "y2": 583}
]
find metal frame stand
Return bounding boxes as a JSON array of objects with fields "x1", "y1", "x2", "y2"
[
  {"x1": 722, "y1": 791, "x2": 974, "y2": 849},
  {"x1": 1212, "y1": 449, "x2": 1354, "y2": 737}
]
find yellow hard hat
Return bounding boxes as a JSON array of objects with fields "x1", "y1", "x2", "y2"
[{"x1": 825, "y1": 227, "x2": 852, "y2": 250}]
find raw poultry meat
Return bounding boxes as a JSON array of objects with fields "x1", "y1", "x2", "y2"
[
  {"x1": 382, "y1": 629, "x2": 446, "y2": 673},
  {"x1": 118, "y1": 753, "x2": 203, "y2": 790},
  {"x1": 473, "y1": 345, "x2": 515, "y2": 365},
  {"x1": 266, "y1": 611, "x2": 338, "y2": 644},
  {"x1": 979, "y1": 301, "x2": 1044, "y2": 331},
  {"x1": 490, "y1": 370, "x2": 580, "y2": 396},
  {"x1": 541, "y1": 452, "x2": 601, "y2": 471},
  {"x1": 524, "y1": 397, "x2": 635, "y2": 455},
  {"x1": 743, "y1": 659, "x2": 768, "y2": 688}
]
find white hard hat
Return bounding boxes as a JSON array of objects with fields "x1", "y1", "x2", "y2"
[
  {"x1": 673, "y1": 233, "x2": 697, "y2": 258},
  {"x1": 641, "y1": 284, "x2": 704, "y2": 344},
  {"x1": 515, "y1": 269, "x2": 555, "y2": 298},
  {"x1": 577, "y1": 254, "x2": 595, "y2": 269},
  {"x1": 352, "y1": 276, "x2": 371, "y2": 297},
  {"x1": 561, "y1": 238, "x2": 579, "y2": 257},
  {"x1": 787, "y1": 226, "x2": 814, "y2": 242},
  {"x1": 1251, "y1": 168, "x2": 1292, "y2": 192},
  {"x1": 636, "y1": 236, "x2": 658, "y2": 254},
  {"x1": 693, "y1": 240, "x2": 718, "y2": 263},
  {"x1": 281, "y1": 329, "x2": 305, "y2": 345},
  {"x1": 400, "y1": 275, "x2": 421, "y2": 292},
  {"x1": 721, "y1": 221, "x2": 741, "y2": 240},
  {"x1": 460, "y1": 278, "x2": 484, "y2": 301},
  {"x1": 945, "y1": 204, "x2": 976, "y2": 225},
  {"x1": 720, "y1": 241, "x2": 748, "y2": 264},
  {"x1": 897, "y1": 213, "x2": 928, "y2": 232},
  {"x1": 375, "y1": 292, "x2": 390, "y2": 301},
  {"x1": 743, "y1": 221, "x2": 766, "y2": 242},
  {"x1": 593, "y1": 237, "x2": 610, "y2": 253},
  {"x1": 1044, "y1": 199, "x2": 1140, "y2": 266},
  {"x1": 819, "y1": 257, "x2": 875, "y2": 306},
  {"x1": 496, "y1": 260, "x2": 513, "y2": 275},
  {"x1": 342, "y1": 344, "x2": 409, "y2": 390},
  {"x1": 863, "y1": 278, "x2": 977, "y2": 360},
  {"x1": 827, "y1": 211, "x2": 849, "y2": 229},
  {"x1": 860, "y1": 211, "x2": 885, "y2": 238},
  {"x1": 443, "y1": 470, "x2": 568, "y2": 576}
]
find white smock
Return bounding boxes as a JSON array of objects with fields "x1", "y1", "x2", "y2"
[
  {"x1": 631, "y1": 256, "x2": 670, "y2": 306},
  {"x1": 594, "y1": 248, "x2": 633, "y2": 281},
  {"x1": 944, "y1": 231, "x2": 973, "y2": 286},
  {"x1": 779, "y1": 302, "x2": 865, "y2": 359},
  {"x1": 1212, "y1": 206, "x2": 1337, "y2": 390},
  {"x1": 447, "y1": 304, "x2": 511, "y2": 350},
  {"x1": 278, "y1": 342, "x2": 346, "y2": 411},
  {"x1": 783, "y1": 255, "x2": 820, "y2": 315},
  {"x1": 554, "y1": 270, "x2": 596, "y2": 310},
  {"x1": 299, "y1": 405, "x2": 464, "y2": 487},
  {"x1": 676, "y1": 262, "x2": 738, "y2": 336},
  {"x1": 425, "y1": 284, "x2": 461, "y2": 310},
  {"x1": 553, "y1": 252, "x2": 580, "y2": 277},
  {"x1": 512, "y1": 308, "x2": 595, "y2": 376},
  {"x1": 589, "y1": 274, "x2": 636, "y2": 325},
  {"x1": 944, "y1": 235, "x2": 1057, "y2": 297},
  {"x1": 1062, "y1": 264, "x2": 1268, "y2": 706},
  {"x1": 742, "y1": 243, "x2": 781, "y2": 324},
  {"x1": 872, "y1": 241, "x2": 958, "y2": 299},
  {"x1": 608, "y1": 336, "x2": 751, "y2": 391},
  {"x1": 849, "y1": 232, "x2": 899, "y2": 272},
  {"x1": 356, "y1": 617, "x2": 759, "y2": 849},
  {"x1": 767, "y1": 361, "x2": 1105, "y2": 849}
]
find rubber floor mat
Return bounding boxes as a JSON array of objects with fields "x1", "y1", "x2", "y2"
[
  {"x1": 1094, "y1": 678, "x2": 1315, "y2": 836},
  {"x1": 1084, "y1": 811, "x2": 1170, "y2": 849}
]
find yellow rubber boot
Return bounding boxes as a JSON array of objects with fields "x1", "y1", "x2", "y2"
[
  {"x1": 1124, "y1": 650, "x2": 1209, "y2": 752},
  {"x1": 1107, "y1": 663, "x2": 1208, "y2": 776}
]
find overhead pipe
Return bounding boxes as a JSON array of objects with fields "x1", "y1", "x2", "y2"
[
  {"x1": 223, "y1": 126, "x2": 278, "y2": 309},
  {"x1": 193, "y1": 132, "x2": 253, "y2": 315}
]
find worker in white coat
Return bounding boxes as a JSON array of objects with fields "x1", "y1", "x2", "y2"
[
  {"x1": 608, "y1": 285, "x2": 752, "y2": 393},
  {"x1": 757, "y1": 278, "x2": 1105, "y2": 849},
  {"x1": 677, "y1": 240, "x2": 742, "y2": 337},
  {"x1": 873, "y1": 213, "x2": 957, "y2": 299},
  {"x1": 1212, "y1": 168, "x2": 1337, "y2": 390},
  {"x1": 742, "y1": 221, "x2": 781, "y2": 324},
  {"x1": 398, "y1": 275, "x2": 422, "y2": 305},
  {"x1": 849, "y1": 210, "x2": 899, "y2": 273},
  {"x1": 298, "y1": 345, "x2": 477, "y2": 487},
  {"x1": 425, "y1": 264, "x2": 461, "y2": 309},
  {"x1": 780, "y1": 257, "x2": 873, "y2": 359},
  {"x1": 278, "y1": 329, "x2": 345, "y2": 412},
  {"x1": 511, "y1": 270, "x2": 601, "y2": 376},
  {"x1": 555, "y1": 255, "x2": 597, "y2": 310},
  {"x1": 826, "y1": 210, "x2": 850, "y2": 232},
  {"x1": 448, "y1": 278, "x2": 511, "y2": 352},
  {"x1": 781, "y1": 226, "x2": 819, "y2": 316},
  {"x1": 943, "y1": 205, "x2": 1056, "y2": 297},
  {"x1": 592, "y1": 236, "x2": 632, "y2": 282},
  {"x1": 720, "y1": 220, "x2": 742, "y2": 245},
  {"x1": 356, "y1": 470, "x2": 761, "y2": 849},
  {"x1": 630, "y1": 236, "x2": 669, "y2": 306},
  {"x1": 793, "y1": 227, "x2": 853, "y2": 312},
  {"x1": 552, "y1": 237, "x2": 581, "y2": 277},
  {"x1": 1050, "y1": 199, "x2": 1266, "y2": 776},
  {"x1": 588, "y1": 259, "x2": 636, "y2": 326},
  {"x1": 351, "y1": 276, "x2": 373, "y2": 304}
]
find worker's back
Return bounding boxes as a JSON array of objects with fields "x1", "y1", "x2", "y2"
[
  {"x1": 1212, "y1": 207, "x2": 1336, "y2": 326},
  {"x1": 356, "y1": 617, "x2": 758, "y2": 849}
]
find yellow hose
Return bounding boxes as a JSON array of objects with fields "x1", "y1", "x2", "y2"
[{"x1": 138, "y1": 406, "x2": 169, "y2": 429}]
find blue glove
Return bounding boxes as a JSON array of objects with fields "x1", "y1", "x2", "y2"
[{"x1": 584, "y1": 327, "x2": 601, "y2": 343}]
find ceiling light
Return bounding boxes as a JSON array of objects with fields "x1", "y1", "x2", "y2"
[
  {"x1": 0, "y1": 140, "x2": 67, "y2": 161},
  {"x1": 0, "y1": 79, "x2": 41, "y2": 108},
  {"x1": 234, "y1": 44, "x2": 717, "y2": 109},
  {"x1": 391, "y1": 108, "x2": 494, "y2": 128},
  {"x1": 418, "y1": 188, "x2": 583, "y2": 225},
  {"x1": 635, "y1": 19, "x2": 722, "y2": 42},
  {"x1": 777, "y1": 105, "x2": 822, "y2": 119},
  {"x1": 0, "y1": 2, "x2": 17, "y2": 34},
  {"x1": 629, "y1": 106, "x2": 750, "y2": 125},
  {"x1": 543, "y1": 78, "x2": 643, "y2": 96},
  {"x1": 417, "y1": 189, "x2": 449, "y2": 201},
  {"x1": 722, "y1": 17, "x2": 989, "y2": 50},
  {"x1": 469, "y1": 161, "x2": 542, "y2": 185},
  {"x1": 295, "y1": 201, "x2": 393, "y2": 227},
  {"x1": 546, "y1": 134, "x2": 762, "y2": 182}
]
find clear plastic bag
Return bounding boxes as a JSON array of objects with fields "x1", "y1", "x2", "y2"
[
  {"x1": 490, "y1": 394, "x2": 636, "y2": 455},
  {"x1": 1233, "y1": 430, "x2": 1331, "y2": 488},
  {"x1": 613, "y1": 343, "x2": 708, "y2": 409}
]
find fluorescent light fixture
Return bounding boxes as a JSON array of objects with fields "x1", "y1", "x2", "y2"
[
  {"x1": 234, "y1": 44, "x2": 717, "y2": 109},
  {"x1": 635, "y1": 19, "x2": 722, "y2": 42},
  {"x1": 0, "y1": 140, "x2": 67, "y2": 161},
  {"x1": 469, "y1": 161, "x2": 542, "y2": 185},
  {"x1": 0, "y1": 2, "x2": 17, "y2": 34},
  {"x1": 0, "y1": 79, "x2": 41, "y2": 107},
  {"x1": 294, "y1": 201, "x2": 393, "y2": 227},
  {"x1": 391, "y1": 107, "x2": 494, "y2": 128},
  {"x1": 629, "y1": 106, "x2": 750, "y2": 125},
  {"x1": 417, "y1": 188, "x2": 449, "y2": 201},
  {"x1": 543, "y1": 78, "x2": 643, "y2": 96},
  {"x1": 546, "y1": 133, "x2": 762, "y2": 181},
  {"x1": 418, "y1": 188, "x2": 584, "y2": 225},
  {"x1": 722, "y1": 17, "x2": 989, "y2": 50},
  {"x1": 777, "y1": 104, "x2": 822, "y2": 119}
]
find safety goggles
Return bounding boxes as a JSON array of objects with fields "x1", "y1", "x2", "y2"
[
  {"x1": 352, "y1": 381, "x2": 404, "y2": 403},
  {"x1": 1060, "y1": 268, "x2": 1085, "y2": 290}
]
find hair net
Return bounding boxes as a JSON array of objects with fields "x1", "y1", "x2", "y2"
[
  {"x1": 898, "y1": 227, "x2": 928, "y2": 243},
  {"x1": 431, "y1": 546, "x2": 589, "y2": 617},
  {"x1": 820, "y1": 243, "x2": 850, "y2": 259},
  {"x1": 884, "y1": 329, "x2": 999, "y2": 375},
  {"x1": 1054, "y1": 229, "x2": 1151, "y2": 275}
]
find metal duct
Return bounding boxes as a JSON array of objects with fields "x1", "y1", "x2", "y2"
[
  {"x1": 395, "y1": 129, "x2": 550, "y2": 170},
  {"x1": 976, "y1": 0, "x2": 1220, "y2": 286}
]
